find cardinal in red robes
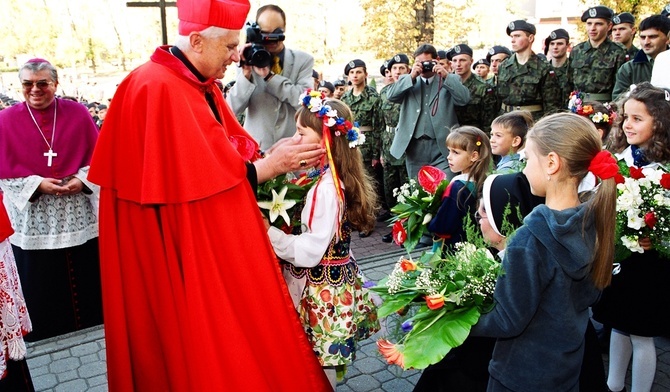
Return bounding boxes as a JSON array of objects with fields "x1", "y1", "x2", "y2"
[{"x1": 88, "y1": 0, "x2": 331, "y2": 390}]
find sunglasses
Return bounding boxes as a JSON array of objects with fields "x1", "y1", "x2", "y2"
[{"x1": 22, "y1": 80, "x2": 53, "y2": 90}]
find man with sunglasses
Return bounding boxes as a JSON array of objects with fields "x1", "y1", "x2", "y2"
[
  {"x1": 0, "y1": 58, "x2": 102, "y2": 342},
  {"x1": 227, "y1": 4, "x2": 314, "y2": 150}
]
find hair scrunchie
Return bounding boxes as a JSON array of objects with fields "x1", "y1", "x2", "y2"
[{"x1": 588, "y1": 150, "x2": 619, "y2": 180}]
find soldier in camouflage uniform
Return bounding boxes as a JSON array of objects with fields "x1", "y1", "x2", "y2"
[
  {"x1": 612, "y1": 12, "x2": 639, "y2": 61},
  {"x1": 379, "y1": 54, "x2": 411, "y2": 242},
  {"x1": 613, "y1": 15, "x2": 670, "y2": 100},
  {"x1": 448, "y1": 44, "x2": 497, "y2": 133},
  {"x1": 486, "y1": 45, "x2": 512, "y2": 88},
  {"x1": 545, "y1": 28, "x2": 573, "y2": 105},
  {"x1": 570, "y1": 6, "x2": 627, "y2": 103},
  {"x1": 497, "y1": 20, "x2": 563, "y2": 120},
  {"x1": 341, "y1": 59, "x2": 384, "y2": 236}
]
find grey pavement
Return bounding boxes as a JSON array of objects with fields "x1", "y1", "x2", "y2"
[{"x1": 24, "y1": 219, "x2": 670, "y2": 391}]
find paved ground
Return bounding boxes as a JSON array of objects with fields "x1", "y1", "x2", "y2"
[{"x1": 24, "y1": 218, "x2": 670, "y2": 391}]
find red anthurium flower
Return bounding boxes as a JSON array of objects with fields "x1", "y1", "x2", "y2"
[
  {"x1": 400, "y1": 259, "x2": 417, "y2": 272},
  {"x1": 629, "y1": 166, "x2": 645, "y2": 180},
  {"x1": 425, "y1": 294, "x2": 445, "y2": 310},
  {"x1": 661, "y1": 173, "x2": 670, "y2": 190},
  {"x1": 644, "y1": 212, "x2": 657, "y2": 229},
  {"x1": 417, "y1": 165, "x2": 447, "y2": 194},
  {"x1": 393, "y1": 220, "x2": 407, "y2": 245},
  {"x1": 377, "y1": 339, "x2": 405, "y2": 368}
]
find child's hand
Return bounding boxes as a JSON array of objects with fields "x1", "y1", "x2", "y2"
[{"x1": 639, "y1": 237, "x2": 652, "y2": 251}]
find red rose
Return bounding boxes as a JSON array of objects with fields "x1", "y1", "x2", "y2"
[
  {"x1": 661, "y1": 173, "x2": 670, "y2": 190},
  {"x1": 629, "y1": 166, "x2": 645, "y2": 179},
  {"x1": 417, "y1": 165, "x2": 447, "y2": 194},
  {"x1": 392, "y1": 220, "x2": 407, "y2": 246},
  {"x1": 644, "y1": 212, "x2": 657, "y2": 229}
]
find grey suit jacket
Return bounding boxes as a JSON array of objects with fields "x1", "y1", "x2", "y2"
[
  {"x1": 227, "y1": 48, "x2": 314, "y2": 150},
  {"x1": 387, "y1": 73, "x2": 470, "y2": 160}
]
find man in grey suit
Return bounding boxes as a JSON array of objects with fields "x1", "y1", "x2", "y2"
[
  {"x1": 387, "y1": 44, "x2": 470, "y2": 179},
  {"x1": 227, "y1": 4, "x2": 314, "y2": 150}
]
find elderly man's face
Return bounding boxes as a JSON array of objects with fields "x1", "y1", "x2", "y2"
[
  {"x1": 20, "y1": 69, "x2": 57, "y2": 110},
  {"x1": 199, "y1": 29, "x2": 241, "y2": 80}
]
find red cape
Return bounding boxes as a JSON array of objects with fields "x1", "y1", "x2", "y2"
[{"x1": 89, "y1": 47, "x2": 331, "y2": 391}]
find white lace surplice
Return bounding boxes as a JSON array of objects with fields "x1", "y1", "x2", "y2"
[{"x1": 0, "y1": 239, "x2": 31, "y2": 378}]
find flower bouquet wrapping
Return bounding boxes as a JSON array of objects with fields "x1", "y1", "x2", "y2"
[
  {"x1": 615, "y1": 161, "x2": 670, "y2": 261},
  {"x1": 390, "y1": 166, "x2": 450, "y2": 251},
  {"x1": 371, "y1": 242, "x2": 502, "y2": 369},
  {"x1": 257, "y1": 170, "x2": 321, "y2": 234}
]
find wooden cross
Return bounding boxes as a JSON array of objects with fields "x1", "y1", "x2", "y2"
[{"x1": 126, "y1": 1, "x2": 177, "y2": 45}]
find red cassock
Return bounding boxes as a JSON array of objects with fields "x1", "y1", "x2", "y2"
[{"x1": 89, "y1": 47, "x2": 331, "y2": 391}]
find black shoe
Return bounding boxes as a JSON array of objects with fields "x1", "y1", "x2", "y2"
[
  {"x1": 359, "y1": 230, "x2": 372, "y2": 238},
  {"x1": 382, "y1": 232, "x2": 393, "y2": 243},
  {"x1": 377, "y1": 211, "x2": 392, "y2": 222}
]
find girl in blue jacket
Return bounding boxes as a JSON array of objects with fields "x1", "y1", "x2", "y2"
[{"x1": 471, "y1": 113, "x2": 618, "y2": 391}]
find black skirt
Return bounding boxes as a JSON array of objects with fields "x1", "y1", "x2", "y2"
[
  {"x1": 0, "y1": 359, "x2": 35, "y2": 392},
  {"x1": 13, "y1": 238, "x2": 103, "y2": 342},
  {"x1": 592, "y1": 250, "x2": 670, "y2": 337}
]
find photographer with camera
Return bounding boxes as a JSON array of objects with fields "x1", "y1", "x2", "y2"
[
  {"x1": 227, "y1": 4, "x2": 314, "y2": 150},
  {"x1": 386, "y1": 43, "x2": 470, "y2": 179}
]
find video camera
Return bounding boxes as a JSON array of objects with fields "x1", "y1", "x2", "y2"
[
  {"x1": 421, "y1": 60, "x2": 437, "y2": 73},
  {"x1": 242, "y1": 22, "x2": 286, "y2": 68}
]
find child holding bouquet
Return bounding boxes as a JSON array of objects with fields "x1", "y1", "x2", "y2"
[
  {"x1": 592, "y1": 82, "x2": 670, "y2": 392},
  {"x1": 427, "y1": 126, "x2": 492, "y2": 251},
  {"x1": 471, "y1": 113, "x2": 618, "y2": 391},
  {"x1": 264, "y1": 92, "x2": 380, "y2": 390}
]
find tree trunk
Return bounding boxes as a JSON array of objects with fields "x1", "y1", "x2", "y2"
[{"x1": 414, "y1": 0, "x2": 435, "y2": 46}]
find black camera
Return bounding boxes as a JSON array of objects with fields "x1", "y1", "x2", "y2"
[
  {"x1": 421, "y1": 60, "x2": 437, "y2": 73},
  {"x1": 242, "y1": 22, "x2": 285, "y2": 68}
]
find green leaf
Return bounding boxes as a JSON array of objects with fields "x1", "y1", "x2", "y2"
[
  {"x1": 377, "y1": 291, "x2": 420, "y2": 318},
  {"x1": 402, "y1": 307, "x2": 481, "y2": 369}
]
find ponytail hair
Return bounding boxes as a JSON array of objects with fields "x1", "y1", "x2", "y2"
[{"x1": 527, "y1": 113, "x2": 616, "y2": 289}]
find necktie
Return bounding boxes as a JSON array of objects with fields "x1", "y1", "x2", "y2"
[{"x1": 272, "y1": 56, "x2": 282, "y2": 75}]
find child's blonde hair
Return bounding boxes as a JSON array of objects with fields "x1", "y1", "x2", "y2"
[
  {"x1": 526, "y1": 113, "x2": 616, "y2": 289},
  {"x1": 295, "y1": 99, "x2": 378, "y2": 232},
  {"x1": 446, "y1": 126, "x2": 492, "y2": 197}
]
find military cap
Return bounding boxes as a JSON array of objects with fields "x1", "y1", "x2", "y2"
[
  {"x1": 472, "y1": 58, "x2": 490, "y2": 70},
  {"x1": 663, "y1": 4, "x2": 670, "y2": 17},
  {"x1": 437, "y1": 50, "x2": 449, "y2": 60},
  {"x1": 312, "y1": 69, "x2": 319, "y2": 79},
  {"x1": 333, "y1": 79, "x2": 346, "y2": 87},
  {"x1": 344, "y1": 59, "x2": 366, "y2": 75},
  {"x1": 547, "y1": 28, "x2": 570, "y2": 43},
  {"x1": 318, "y1": 80, "x2": 335, "y2": 93},
  {"x1": 486, "y1": 45, "x2": 512, "y2": 62},
  {"x1": 613, "y1": 12, "x2": 635, "y2": 25},
  {"x1": 581, "y1": 6, "x2": 613, "y2": 22},
  {"x1": 387, "y1": 53, "x2": 410, "y2": 68},
  {"x1": 447, "y1": 44, "x2": 473, "y2": 60},
  {"x1": 380, "y1": 60, "x2": 389, "y2": 75},
  {"x1": 506, "y1": 20, "x2": 536, "y2": 36}
]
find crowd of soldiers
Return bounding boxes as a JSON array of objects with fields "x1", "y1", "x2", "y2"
[{"x1": 309, "y1": 4, "x2": 670, "y2": 241}]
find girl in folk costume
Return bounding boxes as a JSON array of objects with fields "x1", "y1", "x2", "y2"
[
  {"x1": 0, "y1": 194, "x2": 34, "y2": 392},
  {"x1": 428, "y1": 126, "x2": 493, "y2": 252},
  {"x1": 592, "y1": 82, "x2": 670, "y2": 392},
  {"x1": 471, "y1": 113, "x2": 618, "y2": 391},
  {"x1": 265, "y1": 91, "x2": 380, "y2": 390}
]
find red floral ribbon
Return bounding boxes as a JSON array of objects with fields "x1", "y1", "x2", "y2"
[{"x1": 588, "y1": 151, "x2": 619, "y2": 180}]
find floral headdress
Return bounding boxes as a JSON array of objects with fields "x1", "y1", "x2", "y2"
[
  {"x1": 568, "y1": 90, "x2": 616, "y2": 125},
  {"x1": 299, "y1": 89, "x2": 365, "y2": 232},
  {"x1": 299, "y1": 89, "x2": 366, "y2": 148}
]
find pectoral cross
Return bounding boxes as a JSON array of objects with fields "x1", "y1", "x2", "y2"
[{"x1": 44, "y1": 149, "x2": 57, "y2": 167}]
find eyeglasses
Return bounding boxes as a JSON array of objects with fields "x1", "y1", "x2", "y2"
[{"x1": 22, "y1": 80, "x2": 53, "y2": 90}]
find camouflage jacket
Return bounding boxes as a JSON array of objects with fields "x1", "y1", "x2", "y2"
[
  {"x1": 613, "y1": 49, "x2": 654, "y2": 100},
  {"x1": 549, "y1": 57, "x2": 572, "y2": 108},
  {"x1": 454, "y1": 74, "x2": 497, "y2": 133},
  {"x1": 570, "y1": 39, "x2": 627, "y2": 100},
  {"x1": 379, "y1": 84, "x2": 405, "y2": 166},
  {"x1": 342, "y1": 85, "x2": 382, "y2": 162},
  {"x1": 496, "y1": 52, "x2": 563, "y2": 119}
]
